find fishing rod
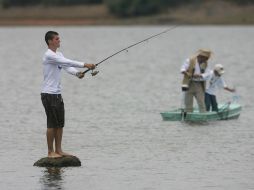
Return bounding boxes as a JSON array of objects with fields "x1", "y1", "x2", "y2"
[{"x1": 82, "y1": 25, "x2": 179, "y2": 76}]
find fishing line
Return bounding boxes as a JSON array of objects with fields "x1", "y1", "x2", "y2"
[{"x1": 82, "y1": 25, "x2": 180, "y2": 76}]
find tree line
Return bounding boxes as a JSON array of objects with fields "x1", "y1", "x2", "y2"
[
  {"x1": 1, "y1": 0, "x2": 254, "y2": 17},
  {"x1": 0, "y1": 0, "x2": 102, "y2": 7}
]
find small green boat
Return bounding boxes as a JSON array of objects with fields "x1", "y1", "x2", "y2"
[{"x1": 160, "y1": 103, "x2": 241, "y2": 122}]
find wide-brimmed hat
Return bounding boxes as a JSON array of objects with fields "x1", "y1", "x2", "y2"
[
  {"x1": 214, "y1": 64, "x2": 225, "y2": 75},
  {"x1": 196, "y1": 49, "x2": 212, "y2": 59}
]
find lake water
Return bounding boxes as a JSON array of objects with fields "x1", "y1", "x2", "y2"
[{"x1": 0, "y1": 26, "x2": 253, "y2": 190}]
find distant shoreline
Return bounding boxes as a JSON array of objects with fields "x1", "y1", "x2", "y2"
[{"x1": 1, "y1": 1, "x2": 254, "y2": 26}]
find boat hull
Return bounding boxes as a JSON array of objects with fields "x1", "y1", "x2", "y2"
[{"x1": 160, "y1": 103, "x2": 241, "y2": 122}]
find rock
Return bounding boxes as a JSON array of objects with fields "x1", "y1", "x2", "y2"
[{"x1": 33, "y1": 156, "x2": 81, "y2": 167}]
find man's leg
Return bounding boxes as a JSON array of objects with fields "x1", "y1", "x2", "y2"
[
  {"x1": 55, "y1": 128, "x2": 71, "y2": 156},
  {"x1": 53, "y1": 94, "x2": 71, "y2": 156},
  {"x1": 211, "y1": 95, "x2": 218, "y2": 112},
  {"x1": 205, "y1": 93, "x2": 211, "y2": 111},
  {"x1": 185, "y1": 91, "x2": 194, "y2": 112},
  {"x1": 195, "y1": 83, "x2": 206, "y2": 113},
  {"x1": 185, "y1": 83, "x2": 195, "y2": 112},
  {"x1": 47, "y1": 128, "x2": 62, "y2": 158}
]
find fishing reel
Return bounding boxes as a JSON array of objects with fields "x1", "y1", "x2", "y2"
[{"x1": 91, "y1": 70, "x2": 99, "y2": 76}]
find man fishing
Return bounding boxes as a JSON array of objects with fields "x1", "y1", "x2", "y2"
[
  {"x1": 41, "y1": 31, "x2": 95, "y2": 158},
  {"x1": 181, "y1": 49, "x2": 212, "y2": 113}
]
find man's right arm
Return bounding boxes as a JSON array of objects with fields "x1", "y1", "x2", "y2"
[
  {"x1": 45, "y1": 53, "x2": 85, "y2": 68},
  {"x1": 181, "y1": 59, "x2": 191, "y2": 76}
]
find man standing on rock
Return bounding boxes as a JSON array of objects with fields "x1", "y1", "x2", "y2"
[{"x1": 41, "y1": 31, "x2": 95, "y2": 158}]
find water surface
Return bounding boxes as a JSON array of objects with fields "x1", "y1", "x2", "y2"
[{"x1": 0, "y1": 26, "x2": 253, "y2": 190}]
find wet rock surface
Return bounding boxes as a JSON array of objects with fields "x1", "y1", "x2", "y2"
[{"x1": 33, "y1": 156, "x2": 81, "y2": 167}]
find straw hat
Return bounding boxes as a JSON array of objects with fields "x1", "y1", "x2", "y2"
[
  {"x1": 214, "y1": 64, "x2": 225, "y2": 75},
  {"x1": 196, "y1": 49, "x2": 212, "y2": 59}
]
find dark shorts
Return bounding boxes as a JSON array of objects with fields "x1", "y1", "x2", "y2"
[{"x1": 41, "y1": 93, "x2": 65, "y2": 128}]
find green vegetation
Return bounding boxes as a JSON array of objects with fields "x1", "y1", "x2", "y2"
[
  {"x1": 227, "y1": 0, "x2": 254, "y2": 4},
  {"x1": 1, "y1": 0, "x2": 102, "y2": 8},
  {"x1": 1, "y1": 0, "x2": 254, "y2": 17},
  {"x1": 104, "y1": 0, "x2": 191, "y2": 17},
  {"x1": 105, "y1": 0, "x2": 159, "y2": 17}
]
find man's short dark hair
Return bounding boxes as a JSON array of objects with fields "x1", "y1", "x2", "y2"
[{"x1": 45, "y1": 31, "x2": 59, "y2": 45}]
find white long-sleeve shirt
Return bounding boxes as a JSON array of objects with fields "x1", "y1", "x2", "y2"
[
  {"x1": 41, "y1": 49, "x2": 84, "y2": 94},
  {"x1": 205, "y1": 70, "x2": 227, "y2": 95},
  {"x1": 180, "y1": 58, "x2": 210, "y2": 81}
]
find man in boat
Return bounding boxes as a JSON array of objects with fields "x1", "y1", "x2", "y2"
[
  {"x1": 41, "y1": 31, "x2": 95, "y2": 158},
  {"x1": 204, "y1": 64, "x2": 235, "y2": 112},
  {"x1": 181, "y1": 49, "x2": 212, "y2": 113}
]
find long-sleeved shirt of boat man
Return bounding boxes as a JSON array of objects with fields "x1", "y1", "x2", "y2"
[
  {"x1": 181, "y1": 49, "x2": 212, "y2": 113},
  {"x1": 204, "y1": 64, "x2": 235, "y2": 112},
  {"x1": 41, "y1": 31, "x2": 95, "y2": 158}
]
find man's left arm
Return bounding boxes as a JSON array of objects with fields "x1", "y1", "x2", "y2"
[
  {"x1": 222, "y1": 79, "x2": 235, "y2": 92},
  {"x1": 224, "y1": 86, "x2": 236, "y2": 92},
  {"x1": 62, "y1": 66, "x2": 84, "y2": 79},
  {"x1": 200, "y1": 69, "x2": 212, "y2": 81}
]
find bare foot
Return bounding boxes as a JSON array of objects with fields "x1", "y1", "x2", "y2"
[
  {"x1": 48, "y1": 152, "x2": 62, "y2": 158},
  {"x1": 56, "y1": 151, "x2": 73, "y2": 157}
]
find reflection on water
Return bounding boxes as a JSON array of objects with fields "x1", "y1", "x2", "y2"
[{"x1": 40, "y1": 168, "x2": 64, "y2": 190}]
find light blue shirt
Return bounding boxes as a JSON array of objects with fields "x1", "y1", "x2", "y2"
[{"x1": 205, "y1": 70, "x2": 227, "y2": 95}]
